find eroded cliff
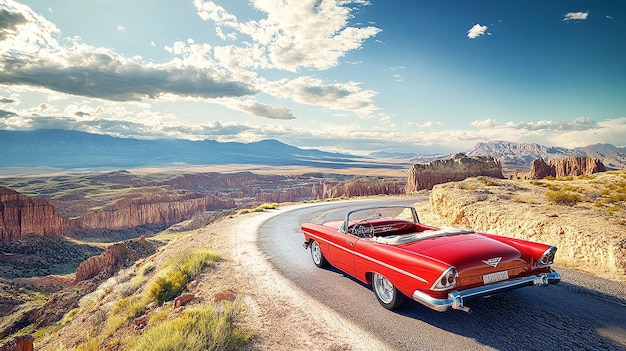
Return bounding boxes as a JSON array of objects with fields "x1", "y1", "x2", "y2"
[
  {"x1": 67, "y1": 191, "x2": 235, "y2": 235},
  {"x1": 0, "y1": 187, "x2": 66, "y2": 241},
  {"x1": 516, "y1": 157, "x2": 607, "y2": 179},
  {"x1": 75, "y1": 236, "x2": 156, "y2": 282},
  {"x1": 405, "y1": 153, "x2": 504, "y2": 192}
]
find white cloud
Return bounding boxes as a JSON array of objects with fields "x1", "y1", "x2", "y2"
[
  {"x1": 471, "y1": 118, "x2": 497, "y2": 128},
  {"x1": 467, "y1": 24, "x2": 488, "y2": 39},
  {"x1": 263, "y1": 76, "x2": 378, "y2": 117},
  {"x1": 116, "y1": 25, "x2": 126, "y2": 31},
  {"x1": 234, "y1": 99, "x2": 296, "y2": 120},
  {"x1": 0, "y1": 2, "x2": 256, "y2": 102},
  {"x1": 563, "y1": 12, "x2": 589, "y2": 21},
  {"x1": 505, "y1": 117, "x2": 597, "y2": 131},
  {"x1": 1, "y1": 0, "x2": 382, "y2": 121},
  {"x1": 193, "y1": 0, "x2": 381, "y2": 72},
  {"x1": 405, "y1": 121, "x2": 441, "y2": 129}
]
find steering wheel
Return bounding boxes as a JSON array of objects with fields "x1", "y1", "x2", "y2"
[{"x1": 351, "y1": 219, "x2": 375, "y2": 238}]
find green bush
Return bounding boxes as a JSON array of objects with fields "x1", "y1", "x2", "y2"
[
  {"x1": 546, "y1": 190, "x2": 582, "y2": 206},
  {"x1": 148, "y1": 270, "x2": 187, "y2": 304},
  {"x1": 148, "y1": 250, "x2": 220, "y2": 304}
]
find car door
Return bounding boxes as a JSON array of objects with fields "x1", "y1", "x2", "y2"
[{"x1": 327, "y1": 231, "x2": 358, "y2": 277}]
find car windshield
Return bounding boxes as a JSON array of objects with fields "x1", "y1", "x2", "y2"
[{"x1": 340, "y1": 206, "x2": 418, "y2": 233}]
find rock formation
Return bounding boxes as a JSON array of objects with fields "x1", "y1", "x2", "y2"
[
  {"x1": 255, "y1": 178, "x2": 405, "y2": 203},
  {"x1": 0, "y1": 334, "x2": 33, "y2": 351},
  {"x1": 405, "y1": 153, "x2": 504, "y2": 192},
  {"x1": 75, "y1": 236, "x2": 155, "y2": 282},
  {"x1": 67, "y1": 191, "x2": 235, "y2": 234},
  {"x1": 0, "y1": 187, "x2": 66, "y2": 242},
  {"x1": 1, "y1": 187, "x2": 235, "y2": 242},
  {"x1": 516, "y1": 157, "x2": 606, "y2": 180}
]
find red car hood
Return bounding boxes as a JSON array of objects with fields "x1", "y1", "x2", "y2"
[{"x1": 402, "y1": 233, "x2": 525, "y2": 274}]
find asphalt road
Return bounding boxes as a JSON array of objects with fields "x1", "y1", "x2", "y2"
[{"x1": 258, "y1": 198, "x2": 626, "y2": 351}]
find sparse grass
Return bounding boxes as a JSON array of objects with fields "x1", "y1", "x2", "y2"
[
  {"x1": 546, "y1": 190, "x2": 582, "y2": 206},
  {"x1": 238, "y1": 202, "x2": 279, "y2": 214},
  {"x1": 512, "y1": 197, "x2": 537, "y2": 204},
  {"x1": 112, "y1": 294, "x2": 152, "y2": 321},
  {"x1": 480, "y1": 177, "x2": 497, "y2": 186},
  {"x1": 546, "y1": 184, "x2": 561, "y2": 191},
  {"x1": 60, "y1": 249, "x2": 227, "y2": 350},
  {"x1": 127, "y1": 304, "x2": 250, "y2": 351},
  {"x1": 529, "y1": 170, "x2": 626, "y2": 217}
]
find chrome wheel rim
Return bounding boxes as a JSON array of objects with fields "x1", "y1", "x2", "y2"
[
  {"x1": 373, "y1": 273, "x2": 394, "y2": 304},
  {"x1": 311, "y1": 241, "x2": 322, "y2": 265}
]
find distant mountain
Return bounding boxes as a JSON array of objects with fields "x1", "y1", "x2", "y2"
[
  {"x1": 0, "y1": 129, "x2": 363, "y2": 170},
  {"x1": 467, "y1": 141, "x2": 626, "y2": 170}
]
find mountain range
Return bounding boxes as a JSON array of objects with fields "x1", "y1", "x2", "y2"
[
  {"x1": 1, "y1": 129, "x2": 624, "y2": 171},
  {"x1": 466, "y1": 141, "x2": 626, "y2": 170},
  {"x1": 0, "y1": 129, "x2": 361, "y2": 170}
]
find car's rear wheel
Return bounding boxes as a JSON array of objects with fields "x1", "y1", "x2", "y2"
[
  {"x1": 310, "y1": 240, "x2": 328, "y2": 268},
  {"x1": 372, "y1": 273, "x2": 407, "y2": 310}
]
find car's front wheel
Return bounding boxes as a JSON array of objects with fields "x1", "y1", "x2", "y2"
[
  {"x1": 372, "y1": 273, "x2": 407, "y2": 310},
  {"x1": 310, "y1": 240, "x2": 328, "y2": 268}
]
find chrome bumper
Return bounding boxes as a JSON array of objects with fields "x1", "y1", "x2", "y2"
[{"x1": 412, "y1": 271, "x2": 561, "y2": 312}]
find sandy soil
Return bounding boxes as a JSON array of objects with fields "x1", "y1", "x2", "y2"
[{"x1": 170, "y1": 204, "x2": 388, "y2": 350}]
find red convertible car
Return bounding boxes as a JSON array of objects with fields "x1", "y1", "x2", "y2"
[{"x1": 301, "y1": 205, "x2": 560, "y2": 312}]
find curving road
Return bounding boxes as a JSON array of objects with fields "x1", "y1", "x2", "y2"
[{"x1": 258, "y1": 198, "x2": 626, "y2": 351}]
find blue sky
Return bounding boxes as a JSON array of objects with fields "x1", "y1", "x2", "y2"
[{"x1": 0, "y1": 0, "x2": 624, "y2": 155}]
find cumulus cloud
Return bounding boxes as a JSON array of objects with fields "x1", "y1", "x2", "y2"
[
  {"x1": 471, "y1": 118, "x2": 497, "y2": 128},
  {"x1": 505, "y1": 117, "x2": 598, "y2": 131},
  {"x1": 0, "y1": 109, "x2": 17, "y2": 117},
  {"x1": 235, "y1": 99, "x2": 296, "y2": 120},
  {"x1": 405, "y1": 121, "x2": 441, "y2": 129},
  {"x1": 467, "y1": 24, "x2": 488, "y2": 39},
  {"x1": 0, "y1": 8, "x2": 27, "y2": 41},
  {"x1": 0, "y1": 0, "x2": 382, "y2": 122},
  {"x1": 0, "y1": 1, "x2": 255, "y2": 102},
  {"x1": 563, "y1": 11, "x2": 589, "y2": 21},
  {"x1": 193, "y1": 0, "x2": 381, "y2": 72},
  {"x1": 264, "y1": 76, "x2": 378, "y2": 117}
]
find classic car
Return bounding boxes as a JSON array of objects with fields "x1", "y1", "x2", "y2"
[{"x1": 301, "y1": 205, "x2": 560, "y2": 312}]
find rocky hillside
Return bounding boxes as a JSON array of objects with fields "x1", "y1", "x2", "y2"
[
  {"x1": 416, "y1": 171, "x2": 626, "y2": 281},
  {"x1": 0, "y1": 237, "x2": 155, "y2": 345},
  {"x1": 405, "y1": 153, "x2": 503, "y2": 192}
]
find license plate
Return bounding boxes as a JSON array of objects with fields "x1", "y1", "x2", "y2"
[{"x1": 483, "y1": 271, "x2": 509, "y2": 284}]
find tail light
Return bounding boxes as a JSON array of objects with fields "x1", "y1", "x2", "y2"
[
  {"x1": 431, "y1": 267, "x2": 457, "y2": 291},
  {"x1": 537, "y1": 246, "x2": 557, "y2": 268}
]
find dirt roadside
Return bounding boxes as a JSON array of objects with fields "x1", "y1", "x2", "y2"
[{"x1": 171, "y1": 204, "x2": 389, "y2": 351}]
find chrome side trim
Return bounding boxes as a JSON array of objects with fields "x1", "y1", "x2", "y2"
[{"x1": 412, "y1": 270, "x2": 561, "y2": 312}]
